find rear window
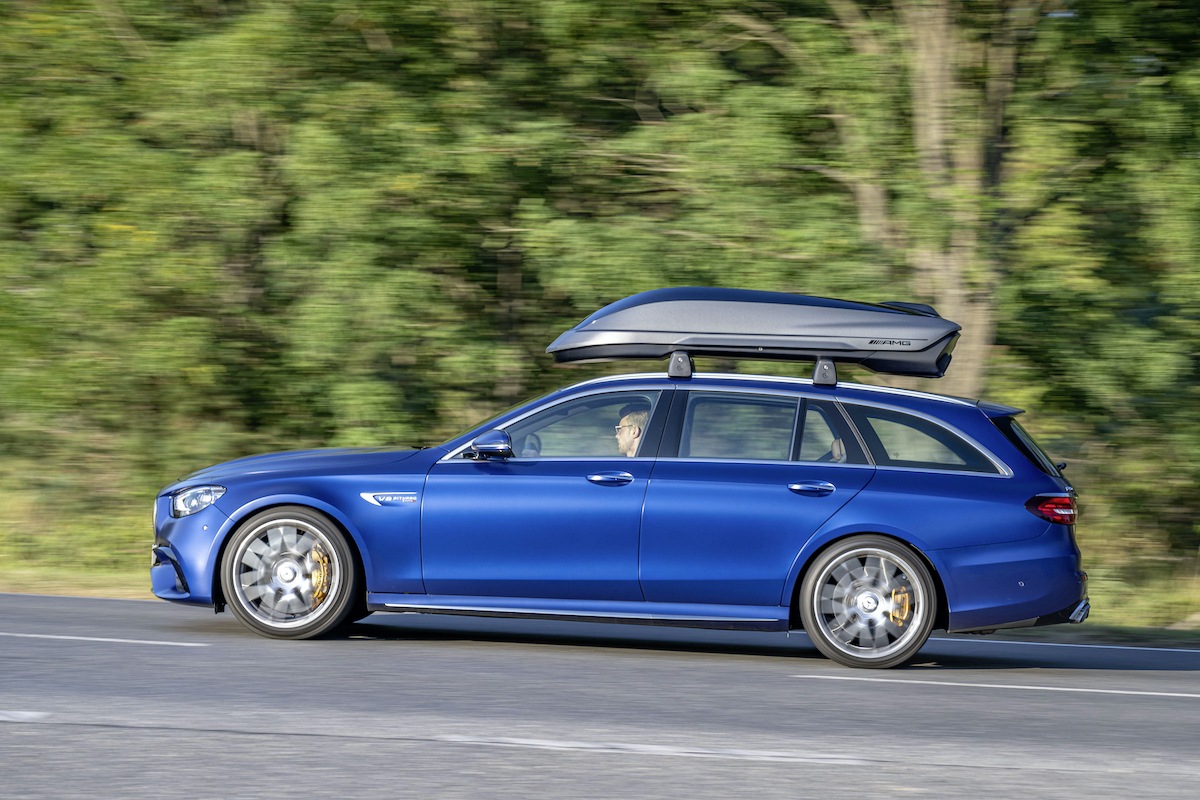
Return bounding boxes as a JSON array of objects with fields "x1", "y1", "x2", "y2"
[
  {"x1": 844, "y1": 404, "x2": 1000, "y2": 474},
  {"x1": 992, "y1": 416, "x2": 1062, "y2": 477}
]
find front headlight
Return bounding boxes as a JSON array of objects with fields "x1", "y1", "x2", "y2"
[{"x1": 171, "y1": 485, "x2": 226, "y2": 517}]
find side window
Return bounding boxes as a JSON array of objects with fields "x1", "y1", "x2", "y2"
[
  {"x1": 797, "y1": 400, "x2": 867, "y2": 464},
  {"x1": 844, "y1": 404, "x2": 999, "y2": 473},
  {"x1": 681, "y1": 393, "x2": 798, "y2": 461},
  {"x1": 504, "y1": 391, "x2": 661, "y2": 458}
]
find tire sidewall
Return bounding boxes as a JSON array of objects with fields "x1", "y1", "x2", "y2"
[
  {"x1": 221, "y1": 505, "x2": 358, "y2": 639},
  {"x1": 799, "y1": 535, "x2": 936, "y2": 669}
]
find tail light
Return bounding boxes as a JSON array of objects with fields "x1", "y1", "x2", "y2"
[{"x1": 1026, "y1": 494, "x2": 1077, "y2": 525}]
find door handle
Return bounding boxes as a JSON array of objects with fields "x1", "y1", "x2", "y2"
[
  {"x1": 788, "y1": 481, "x2": 835, "y2": 496},
  {"x1": 587, "y1": 471, "x2": 634, "y2": 486}
]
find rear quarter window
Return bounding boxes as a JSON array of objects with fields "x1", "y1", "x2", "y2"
[
  {"x1": 992, "y1": 416, "x2": 1062, "y2": 477},
  {"x1": 844, "y1": 404, "x2": 1000, "y2": 474}
]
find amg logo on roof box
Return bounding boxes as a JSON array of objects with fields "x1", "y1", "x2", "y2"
[{"x1": 870, "y1": 339, "x2": 911, "y2": 346}]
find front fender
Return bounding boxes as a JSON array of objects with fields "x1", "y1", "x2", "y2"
[{"x1": 207, "y1": 493, "x2": 375, "y2": 603}]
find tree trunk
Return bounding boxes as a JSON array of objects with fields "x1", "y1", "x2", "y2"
[{"x1": 896, "y1": 0, "x2": 1015, "y2": 398}]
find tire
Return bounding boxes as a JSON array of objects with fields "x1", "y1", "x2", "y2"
[
  {"x1": 221, "y1": 506, "x2": 359, "y2": 639},
  {"x1": 799, "y1": 535, "x2": 936, "y2": 669}
]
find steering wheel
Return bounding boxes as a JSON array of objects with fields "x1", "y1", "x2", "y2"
[{"x1": 519, "y1": 432, "x2": 542, "y2": 457}]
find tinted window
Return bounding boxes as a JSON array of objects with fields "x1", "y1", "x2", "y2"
[
  {"x1": 844, "y1": 404, "x2": 998, "y2": 473},
  {"x1": 993, "y1": 416, "x2": 1062, "y2": 476},
  {"x1": 797, "y1": 400, "x2": 868, "y2": 464},
  {"x1": 681, "y1": 393, "x2": 798, "y2": 461},
  {"x1": 503, "y1": 391, "x2": 661, "y2": 458}
]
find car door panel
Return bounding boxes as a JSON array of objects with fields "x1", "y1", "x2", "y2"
[
  {"x1": 639, "y1": 461, "x2": 874, "y2": 606},
  {"x1": 639, "y1": 392, "x2": 875, "y2": 607},
  {"x1": 422, "y1": 458, "x2": 650, "y2": 601}
]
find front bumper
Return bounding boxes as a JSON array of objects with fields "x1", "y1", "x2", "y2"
[
  {"x1": 150, "y1": 492, "x2": 229, "y2": 605},
  {"x1": 151, "y1": 544, "x2": 190, "y2": 598}
]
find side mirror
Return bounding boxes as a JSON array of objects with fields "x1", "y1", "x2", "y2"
[{"x1": 470, "y1": 429, "x2": 513, "y2": 460}]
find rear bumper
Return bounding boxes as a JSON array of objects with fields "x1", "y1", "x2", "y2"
[
  {"x1": 952, "y1": 596, "x2": 1090, "y2": 634},
  {"x1": 1037, "y1": 597, "x2": 1091, "y2": 626},
  {"x1": 937, "y1": 524, "x2": 1087, "y2": 633}
]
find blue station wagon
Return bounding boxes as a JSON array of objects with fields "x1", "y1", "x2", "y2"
[{"x1": 152, "y1": 288, "x2": 1088, "y2": 668}]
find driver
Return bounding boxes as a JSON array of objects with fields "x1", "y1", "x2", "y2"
[{"x1": 615, "y1": 404, "x2": 650, "y2": 457}]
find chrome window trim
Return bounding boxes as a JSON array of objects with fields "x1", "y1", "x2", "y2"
[
  {"x1": 868, "y1": 463, "x2": 1012, "y2": 479},
  {"x1": 440, "y1": 375, "x2": 1003, "y2": 473},
  {"x1": 438, "y1": 455, "x2": 658, "y2": 464},
  {"x1": 667, "y1": 387, "x2": 872, "y2": 466},
  {"x1": 660, "y1": 456, "x2": 873, "y2": 468}
]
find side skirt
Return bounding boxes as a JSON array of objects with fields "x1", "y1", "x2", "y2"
[{"x1": 366, "y1": 593, "x2": 790, "y2": 632}]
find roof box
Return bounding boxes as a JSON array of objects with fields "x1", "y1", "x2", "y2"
[{"x1": 546, "y1": 287, "x2": 960, "y2": 379}]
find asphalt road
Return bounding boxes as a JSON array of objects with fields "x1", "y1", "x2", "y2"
[{"x1": 1, "y1": 594, "x2": 1198, "y2": 799}]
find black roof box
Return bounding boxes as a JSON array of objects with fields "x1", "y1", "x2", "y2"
[{"x1": 546, "y1": 287, "x2": 960, "y2": 379}]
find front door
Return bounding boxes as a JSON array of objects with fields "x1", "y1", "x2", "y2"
[{"x1": 421, "y1": 389, "x2": 665, "y2": 601}]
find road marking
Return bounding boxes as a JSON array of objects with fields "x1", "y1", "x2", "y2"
[
  {"x1": 793, "y1": 674, "x2": 1200, "y2": 699},
  {"x1": 0, "y1": 711, "x2": 51, "y2": 722},
  {"x1": 435, "y1": 735, "x2": 869, "y2": 764},
  {"x1": 0, "y1": 632, "x2": 208, "y2": 648},
  {"x1": 931, "y1": 636, "x2": 1200, "y2": 655}
]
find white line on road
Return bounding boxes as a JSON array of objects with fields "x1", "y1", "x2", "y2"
[
  {"x1": 930, "y1": 636, "x2": 1200, "y2": 655},
  {"x1": 409, "y1": 735, "x2": 873, "y2": 765},
  {"x1": 0, "y1": 711, "x2": 51, "y2": 722},
  {"x1": 0, "y1": 632, "x2": 208, "y2": 648},
  {"x1": 793, "y1": 674, "x2": 1200, "y2": 699}
]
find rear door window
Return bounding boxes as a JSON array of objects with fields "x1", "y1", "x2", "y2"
[
  {"x1": 844, "y1": 404, "x2": 999, "y2": 474},
  {"x1": 680, "y1": 392, "x2": 798, "y2": 461}
]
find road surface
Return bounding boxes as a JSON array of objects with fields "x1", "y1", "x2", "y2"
[{"x1": 1, "y1": 593, "x2": 1197, "y2": 798}]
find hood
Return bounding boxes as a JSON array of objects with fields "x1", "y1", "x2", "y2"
[{"x1": 177, "y1": 447, "x2": 424, "y2": 485}]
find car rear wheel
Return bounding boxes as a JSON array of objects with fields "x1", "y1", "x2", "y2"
[
  {"x1": 221, "y1": 506, "x2": 359, "y2": 639},
  {"x1": 799, "y1": 535, "x2": 936, "y2": 669}
]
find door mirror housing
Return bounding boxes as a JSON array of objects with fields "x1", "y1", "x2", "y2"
[{"x1": 470, "y1": 429, "x2": 514, "y2": 460}]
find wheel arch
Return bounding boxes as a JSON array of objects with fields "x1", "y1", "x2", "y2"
[
  {"x1": 786, "y1": 531, "x2": 950, "y2": 633},
  {"x1": 210, "y1": 497, "x2": 369, "y2": 613}
]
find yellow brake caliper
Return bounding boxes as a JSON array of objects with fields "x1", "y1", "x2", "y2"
[
  {"x1": 310, "y1": 541, "x2": 331, "y2": 609},
  {"x1": 888, "y1": 586, "x2": 912, "y2": 627}
]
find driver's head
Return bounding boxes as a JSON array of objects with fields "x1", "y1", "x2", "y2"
[{"x1": 615, "y1": 408, "x2": 650, "y2": 457}]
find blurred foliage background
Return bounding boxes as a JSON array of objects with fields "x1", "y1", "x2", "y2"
[{"x1": 1, "y1": 0, "x2": 1198, "y2": 628}]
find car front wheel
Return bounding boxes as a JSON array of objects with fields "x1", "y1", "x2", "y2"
[
  {"x1": 799, "y1": 535, "x2": 936, "y2": 669},
  {"x1": 221, "y1": 506, "x2": 359, "y2": 639}
]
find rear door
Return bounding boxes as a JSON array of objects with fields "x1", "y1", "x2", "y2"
[{"x1": 639, "y1": 390, "x2": 875, "y2": 607}]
